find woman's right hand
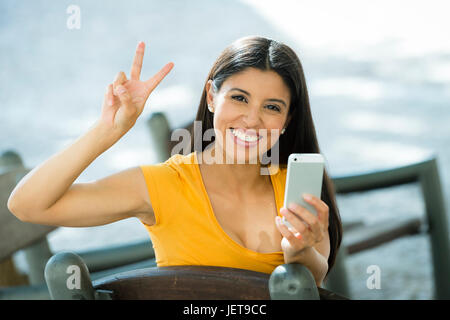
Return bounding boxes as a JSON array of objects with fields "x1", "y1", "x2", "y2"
[{"x1": 100, "y1": 42, "x2": 174, "y2": 135}]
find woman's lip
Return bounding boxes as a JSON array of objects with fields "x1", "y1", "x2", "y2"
[
  {"x1": 230, "y1": 127, "x2": 260, "y2": 138},
  {"x1": 228, "y1": 129, "x2": 260, "y2": 147}
]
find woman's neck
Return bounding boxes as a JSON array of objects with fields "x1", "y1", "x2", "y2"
[{"x1": 197, "y1": 144, "x2": 269, "y2": 194}]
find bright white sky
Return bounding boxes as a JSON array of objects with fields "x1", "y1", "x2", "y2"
[
  {"x1": 243, "y1": 0, "x2": 450, "y2": 60},
  {"x1": 243, "y1": 0, "x2": 450, "y2": 168}
]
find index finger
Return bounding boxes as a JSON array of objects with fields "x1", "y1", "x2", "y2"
[
  {"x1": 144, "y1": 62, "x2": 174, "y2": 92},
  {"x1": 130, "y1": 41, "x2": 145, "y2": 80},
  {"x1": 303, "y1": 194, "x2": 329, "y2": 223}
]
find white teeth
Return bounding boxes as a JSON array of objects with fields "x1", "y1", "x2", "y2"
[{"x1": 231, "y1": 128, "x2": 260, "y2": 142}]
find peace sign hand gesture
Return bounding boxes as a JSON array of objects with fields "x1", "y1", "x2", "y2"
[{"x1": 100, "y1": 42, "x2": 174, "y2": 135}]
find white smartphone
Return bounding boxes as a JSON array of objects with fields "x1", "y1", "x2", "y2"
[{"x1": 282, "y1": 153, "x2": 325, "y2": 229}]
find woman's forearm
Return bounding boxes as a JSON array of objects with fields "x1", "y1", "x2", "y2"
[
  {"x1": 7, "y1": 121, "x2": 122, "y2": 217},
  {"x1": 284, "y1": 247, "x2": 329, "y2": 287}
]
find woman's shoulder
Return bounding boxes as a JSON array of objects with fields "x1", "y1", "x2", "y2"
[
  {"x1": 165, "y1": 151, "x2": 197, "y2": 166},
  {"x1": 141, "y1": 152, "x2": 196, "y2": 169},
  {"x1": 140, "y1": 151, "x2": 198, "y2": 183}
]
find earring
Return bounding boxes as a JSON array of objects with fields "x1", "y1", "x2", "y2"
[
  {"x1": 208, "y1": 104, "x2": 213, "y2": 113},
  {"x1": 281, "y1": 128, "x2": 286, "y2": 135}
]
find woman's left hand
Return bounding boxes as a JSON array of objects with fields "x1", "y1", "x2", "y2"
[{"x1": 275, "y1": 194, "x2": 329, "y2": 261}]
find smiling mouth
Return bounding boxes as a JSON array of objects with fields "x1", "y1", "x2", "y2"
[{"x1": 229, "y1": 128, "x2": 262, "y2": 142}]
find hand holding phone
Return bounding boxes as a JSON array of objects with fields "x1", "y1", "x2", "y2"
[{"x1": 282, "y1": 153, "x2": 325, "y2": 229}]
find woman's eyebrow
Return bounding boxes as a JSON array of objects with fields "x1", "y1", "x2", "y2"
[{"x1": 229, "y1": 87, "x2": 287, "y2": 108}]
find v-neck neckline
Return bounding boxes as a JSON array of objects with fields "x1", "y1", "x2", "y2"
[{"x1": 192, "y1": 150, "x2": 283, "y2": 257}]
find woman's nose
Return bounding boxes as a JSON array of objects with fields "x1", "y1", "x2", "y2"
[{"x1": 243, "y1": 105, "x2": 261, "y2": 126}]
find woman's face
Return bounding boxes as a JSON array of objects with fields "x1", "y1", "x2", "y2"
[{"x1": 206, "y1": 67, "x2": 291, "y2": 165}]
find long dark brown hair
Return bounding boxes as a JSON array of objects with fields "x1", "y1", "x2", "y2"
[{"x1": 189, "y1": 35, "x2": 343, "y2": 277}]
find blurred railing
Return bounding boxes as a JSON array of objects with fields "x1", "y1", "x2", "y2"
[{"x1": 326, "y1": 156, "x2": 450, "y2": 299}]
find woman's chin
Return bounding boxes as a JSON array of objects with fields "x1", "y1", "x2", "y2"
[
  {"x1": 209, "y1": 139, "x2": 271, "y2": 165},
  {"x1": 224, "y1": 149, "x2": 267, "y2": 165}
]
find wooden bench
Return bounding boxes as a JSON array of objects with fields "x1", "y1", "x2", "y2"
[{"x1": 44, "y1": 251, "x2": 348, "y2": 300}]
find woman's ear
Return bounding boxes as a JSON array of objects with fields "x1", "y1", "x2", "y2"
[{"x1": 205, "y1": 80, "x2": 215, "y2": 112}]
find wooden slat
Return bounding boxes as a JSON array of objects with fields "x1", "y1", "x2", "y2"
[
  {"x1": 93, "y1": 265, "x2": 347, "y2": 300},
  {"x1": 94, "y1": 265, "x2": 270, "y2": 300},
  {"x1": 344, "y1": 217, "x2": 423, "y2": 255}
]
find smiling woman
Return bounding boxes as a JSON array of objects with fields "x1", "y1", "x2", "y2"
[
  {"x1": 140, "y1": 36, "x2": 343, "y2": 286},
  {"x1": 189, "y1": 36, "x2": 342, "y2": 276},
  {"x1": 7, "y1": 36, "x2": 342, "y2": 289}
]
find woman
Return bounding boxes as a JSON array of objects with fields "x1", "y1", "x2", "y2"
[{"x1": 8, "y1": 36, "x2": 342, "y2": 287}]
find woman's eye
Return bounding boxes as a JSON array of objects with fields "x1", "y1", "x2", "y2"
[
  {"x1": 231, "y1": 95, "x2": 247, "y2": 103},
  {"x1": 231, "y1": 95, "x2": 280, "y2": 112},
  {"x1": 266, "y1": 105, "x2": 281, "y2": 112}
]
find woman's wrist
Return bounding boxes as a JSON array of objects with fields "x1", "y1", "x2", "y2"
[
  {"x1": 283, "y1": 246, "x2": 313, "y2": 264},
  {"x1": 284, "y1": 247, "x2": 328, "y2": 287},
  {"x1": 90, "y1": 120, "x2": 126, "y2": 151}
]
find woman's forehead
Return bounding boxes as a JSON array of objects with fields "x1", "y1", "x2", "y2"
[{"x1": 221, "y1": 68, "x2": 291, "y2": 102}]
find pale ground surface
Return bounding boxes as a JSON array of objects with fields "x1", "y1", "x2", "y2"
[{"x1": 2, "y1": 0, "x2": 450, "y2": 299}]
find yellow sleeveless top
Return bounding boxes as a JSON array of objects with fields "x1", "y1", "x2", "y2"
[{"x1": 139, "y1": 151, "x2": 287, "y2": 274}]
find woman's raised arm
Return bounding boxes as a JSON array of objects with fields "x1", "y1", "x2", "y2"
[{"x1": 7, "y1": 42, "x2": 172, "y2": 227}]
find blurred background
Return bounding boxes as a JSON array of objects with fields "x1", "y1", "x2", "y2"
[{"x1": 1, "y1": 0, "x2": 450, "y2": 299}]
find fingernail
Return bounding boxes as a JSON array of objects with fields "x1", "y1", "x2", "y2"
[
  {"x1": 288, "y1": 203, "x2": 297, "y2": 211},
  {"x1": 303, "y1": 194, "x2": 312, "y2": 201}
]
